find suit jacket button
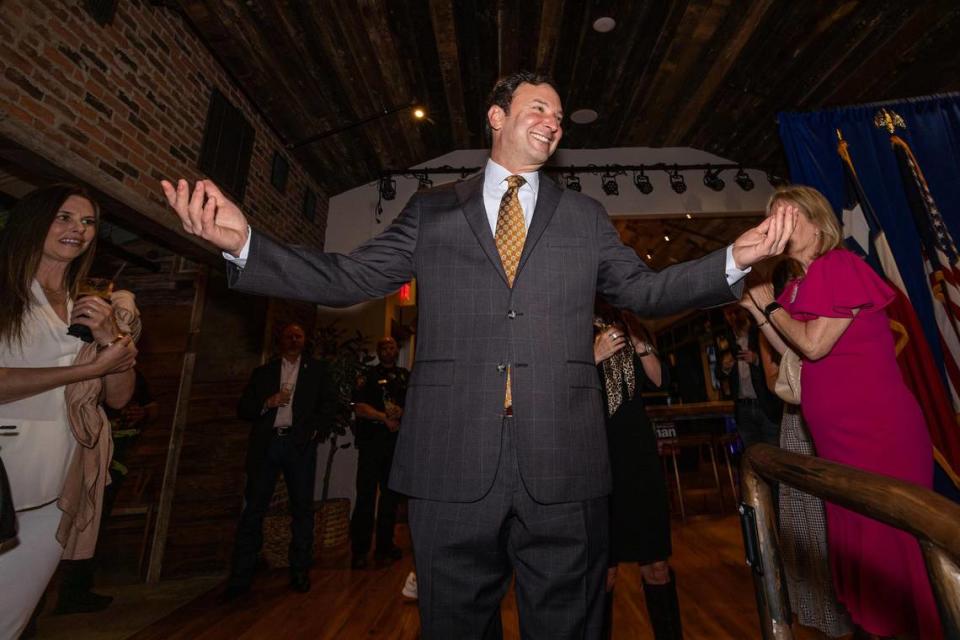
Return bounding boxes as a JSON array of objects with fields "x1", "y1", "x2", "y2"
[{"x1": 506, "y1": 310, "x2": 517, "y2": 319}]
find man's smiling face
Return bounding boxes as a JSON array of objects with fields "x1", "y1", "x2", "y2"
[{"x1": 488, "y1": 81, "x2": 563, "y2": 174}]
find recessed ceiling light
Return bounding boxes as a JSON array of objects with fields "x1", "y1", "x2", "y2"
[
  {"x1": 664, "y1": 234, "x2": 671, "y2": 242},
  {"x1": 570, "y1": 109, "x2": 598, "y2": 124},
  {"x1": 593, "y1": 17, "x2": 616, "y2": 33},
  {"x1": 685, "y1": 213, "x2": 692, "y2": 219},
  {"x1": 645, "y1": 253, "x2": 652, "y2": 261}
]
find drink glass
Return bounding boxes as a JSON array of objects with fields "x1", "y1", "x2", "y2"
[
  {"x1": 67, "y1": 277, "x2": 114, "y2": 343},
  {"x1": 279, "y1": 382, "x2": 295, "y2": 406}
]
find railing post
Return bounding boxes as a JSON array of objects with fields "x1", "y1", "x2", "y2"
[
  {"x1": 741, "y1": 455, "x2": 793, "y2": 640},
  {"x1": 921, "y1": 542, "x2": 960, "y2": 639}
]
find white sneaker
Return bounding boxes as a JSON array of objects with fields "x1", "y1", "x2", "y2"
[{"x1": 401, "y1": 571, "x2": 418, "y2": 600}]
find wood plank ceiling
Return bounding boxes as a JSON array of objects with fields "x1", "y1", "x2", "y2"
[{"x1": 173, "y1": 0, "x2": 960, "y2": 197}]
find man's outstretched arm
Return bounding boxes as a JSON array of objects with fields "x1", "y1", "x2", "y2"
[{"x1": 161, "y1": 178, "x2": 418, "y2": 307}]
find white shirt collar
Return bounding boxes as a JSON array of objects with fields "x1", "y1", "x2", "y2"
[{"x1": 484, "y1": 159, "x2": 540, "y2": 197}]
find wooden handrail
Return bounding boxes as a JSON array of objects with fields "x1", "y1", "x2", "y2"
[
  {"x1": 740, "y1": 443, "x2": 960, "y2": 639},
  {"x1": 743, "y1": 444, "x2": 960, "y2": 558}
]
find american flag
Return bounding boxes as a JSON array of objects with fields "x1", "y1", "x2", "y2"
[{"x1": 891, "y1": 134, "x2": 960, "y2": 412}]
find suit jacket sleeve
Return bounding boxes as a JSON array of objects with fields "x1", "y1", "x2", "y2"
[
  {"x1": 594, "y1": 206, "x2": 741, "y2": 316},
  {"x1": 238, "y1": 367, "x2": 268, "y2": 423},
  {"x1": 226, "y1": 195, "x2": 421, "y2": 306}
]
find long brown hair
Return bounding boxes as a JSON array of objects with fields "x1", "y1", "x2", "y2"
[{"x1": 0, "y1": 184, "x2": 100, "y2": 346}]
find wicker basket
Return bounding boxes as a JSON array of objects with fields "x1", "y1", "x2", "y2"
[{"x1": 262, "y1": 498, "x2": 351, "y2": 568}]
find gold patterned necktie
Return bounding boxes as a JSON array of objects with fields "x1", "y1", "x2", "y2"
[{"x1": 494, "y1": 175, "x2": 527, "y2": 408}]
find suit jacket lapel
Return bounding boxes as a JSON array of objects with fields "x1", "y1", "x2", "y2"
[
  {"x1": 516, "y1": 172, "x2": 562, "y2": 278},
  {"x1": 456, "y1": 174, "x2": 510, "y2": 287}
]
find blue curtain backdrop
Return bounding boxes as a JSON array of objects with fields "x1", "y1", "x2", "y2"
[{"x1": 778, "y1": 93, "x2": 960, "y2": 380}]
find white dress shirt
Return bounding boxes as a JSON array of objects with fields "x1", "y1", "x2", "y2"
[{"x1": 273, "y1": 355, "x2": 301, "y2": 428}]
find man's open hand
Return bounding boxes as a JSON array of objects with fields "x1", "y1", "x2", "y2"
[
  {"x1": 731, "y1": 201, "x2": 798, "y2": 270},
  {"x1": 160, "y1": 179, "x2": 249, "y2": 256}
]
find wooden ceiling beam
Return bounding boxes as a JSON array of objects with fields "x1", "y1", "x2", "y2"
[
  {"x1": 664, "y1": 0, "x2": 774, "y2": 144},
  {"x1": 429, "y1": 0, "x2": 470, "y2": 148}
]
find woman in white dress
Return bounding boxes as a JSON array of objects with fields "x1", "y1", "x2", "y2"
[{"x1": 0, "y1": 184, "x2": 138, "y2": 638}]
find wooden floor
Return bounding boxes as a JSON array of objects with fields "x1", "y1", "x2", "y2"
[{"x1": 116, "y1": 514, "x2": 824, "y2": 640}]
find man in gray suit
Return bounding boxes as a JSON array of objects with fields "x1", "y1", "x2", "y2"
[{"x1": 162, "y1": 71, "x2": 794, "y2": 639}]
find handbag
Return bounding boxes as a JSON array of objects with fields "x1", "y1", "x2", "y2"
[
  {"x1": 0, "y1": 455, "x2": 17, "y2": 545},
  {"x1": 774, "y1": 348, "x2": 802, "y2": 405}
]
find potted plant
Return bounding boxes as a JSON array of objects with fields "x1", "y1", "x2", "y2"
[{"x1": 311, "y1": 321, "x2": 374, "y2": 550}]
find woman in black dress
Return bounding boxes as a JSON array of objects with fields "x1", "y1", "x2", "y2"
[{"x1": 595, "y1": 307, "x2": 681, "y2": 639}]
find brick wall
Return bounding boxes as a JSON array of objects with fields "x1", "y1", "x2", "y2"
[{"x1": 0, "y1": 0, "x2": 328, "y2": 248}]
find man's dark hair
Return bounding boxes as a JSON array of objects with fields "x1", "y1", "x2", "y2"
[{"x1": 484, "y1": 71, "x2": 555, "y2": 142}]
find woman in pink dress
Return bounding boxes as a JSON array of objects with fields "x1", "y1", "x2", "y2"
[{"x1": 742, "y1": 185, "x2": 941, "y2": 639}]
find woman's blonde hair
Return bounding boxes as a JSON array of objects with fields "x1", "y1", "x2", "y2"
[{"x1": 766, "y1": 185, "x2": 843, "y2": 257}]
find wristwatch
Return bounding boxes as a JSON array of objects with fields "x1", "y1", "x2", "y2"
[{"x1": 763, "y1": 301, "x2": 783, "y2": 320}]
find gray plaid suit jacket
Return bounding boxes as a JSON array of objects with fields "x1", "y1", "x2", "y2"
[{"x1": 227, "y1": 172, "x2": 739, "y2": 504}]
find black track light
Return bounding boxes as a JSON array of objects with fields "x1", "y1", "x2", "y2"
[
  {"x1": 601, "y1": 172, "x2": 619, "y2": 196},
  {"x1": 735, "y1": 168, "x2": 754, "y2": 191},
  {"x1": 633, "y1": 170, "x2": 653, "y2": 195},
  {"x1": 416, "y1": 172, "x2": 433, "y2": 191},
  {"x1": 379, "y1": 175, "x2": 397, "y2": 201},
  {"x1": 703, "y1": 167, "x2": 725, "y2": 192},
  {"x1": 669, "y1": 166, "x2": 686, "y2": 194},
  {"x1": 766, "y1": 171, "x2": 786, "y2": 187},
  {"x1": 565, "y1": 173, "x2": 581, "y2": 192}
]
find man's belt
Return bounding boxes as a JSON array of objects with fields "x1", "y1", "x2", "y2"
[{"x1": 275, "y1": 426, "x2": 291, "y2": 436}]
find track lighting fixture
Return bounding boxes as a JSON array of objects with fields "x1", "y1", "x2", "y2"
[
  {"x1": 565, "y1": 173, "x2": 582, "y2": 192},
  {"x1": 669, "y1": 166, "x2": 687, "y2": 194},
  {"x1": 735, "y1": 168, "x2": 754, "y2": 191},
  {"x1": 703, "y1": 167, "x2": 725, "y2": 192},
  {"x1": 416, "y1": 172, "x2": 433, "y2": 191},
  {"x1": 379, "y1": 175, "x2": 397, "y2": 201},
  {"x1": 633, "y1": 169, "x2": 653, "y2": 195},
  {"x1": 601, "y1": 172, "x2": 619, "y2": 196}
]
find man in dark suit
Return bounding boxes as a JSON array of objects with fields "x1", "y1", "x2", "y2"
[
  {"x1": 162, "y1": 71, "x2": 795, "y2": 638},
  {"x1": 226, "y1": 323, "x2": 335, "y2": 597}
]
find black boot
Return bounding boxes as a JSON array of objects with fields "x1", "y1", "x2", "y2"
[
  {"x1": 643, "y1": 570, "x2": 683, "y2": 639},
  {"x1": 54, "y1": 558, "x2": 113, "y2": 615}
]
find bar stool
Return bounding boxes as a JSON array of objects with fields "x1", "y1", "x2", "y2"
[
  {"x1": 713, "y1": 432, "x2": 741, "y2": 504},
  {"x1": 658, "y1": 434, "x2": 723, "y2": 521}
]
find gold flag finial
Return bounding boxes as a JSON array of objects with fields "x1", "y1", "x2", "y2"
[{"x1": 874, "y1": 108, "x2": 906, "y2": 134}]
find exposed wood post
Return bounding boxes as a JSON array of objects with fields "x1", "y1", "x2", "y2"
[
  {"x1": 740, "y1": 456, "x2": 793, "y2": 640},
  {"x1": 146, "y1": 267, "x2": 208, "y2": 583}
]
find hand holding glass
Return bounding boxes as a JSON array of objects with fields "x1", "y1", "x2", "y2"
[
  {"x1": 67, "y1": 277, "x2": 114, "y2": 343},
  {"x1": 279, "y1": 382, "x2": 294, "y2": 406}
]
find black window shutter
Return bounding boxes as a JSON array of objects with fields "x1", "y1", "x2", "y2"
[{"x1": 198, "y1": 89, "x2": 255, "y2": 201}]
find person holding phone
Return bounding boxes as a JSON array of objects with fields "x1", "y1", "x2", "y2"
[
  {"x1": 0, "y1": 184, "x2": 137, "y2": 639},
  {"x1": 716, "y1": 305, "x2": 782, "y2": 449}
]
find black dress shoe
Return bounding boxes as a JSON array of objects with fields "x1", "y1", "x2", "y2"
[
  {"x1": 53, "y1": 590, "x2": 114, "y2": 615},
  {"x1": 290, "y1": 571, "x2": 311, "y2": 593},
  {"x1": 351, "y1": 555, "x2": 367, "y2": 570}
]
